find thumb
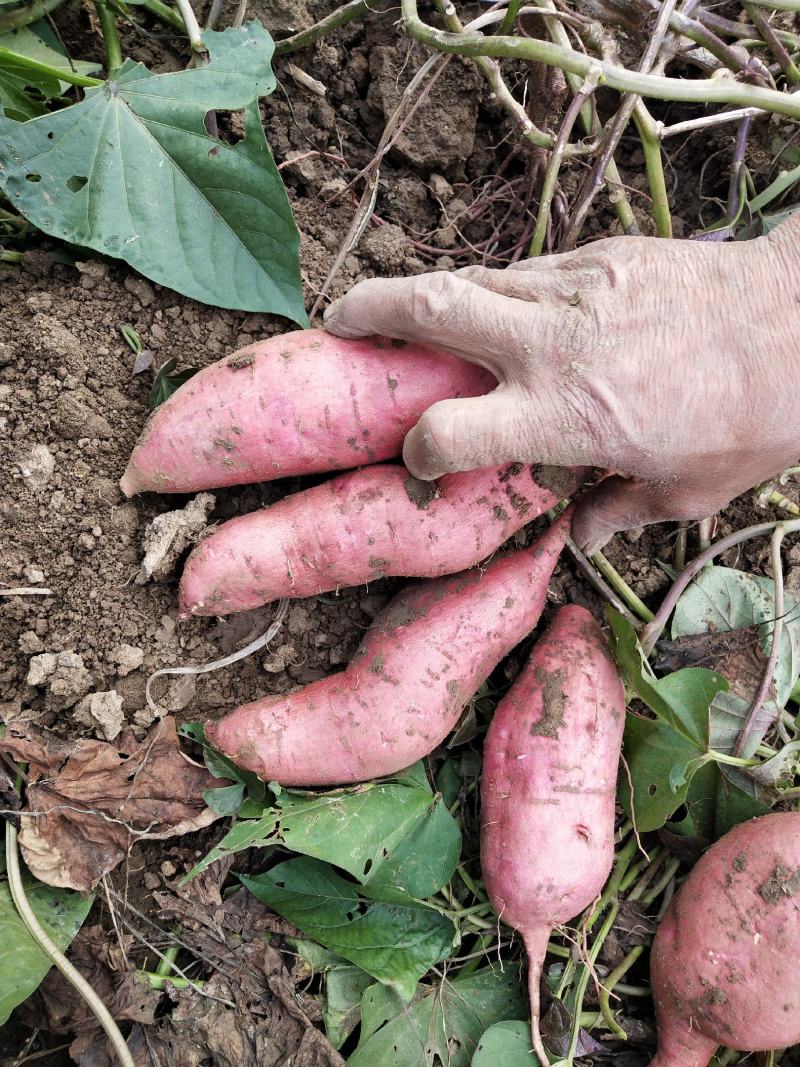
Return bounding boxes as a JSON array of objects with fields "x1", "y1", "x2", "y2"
[
  {"x1": 571, "y1": 476, "x2": 729, "y2": 555},
  {"x1": 403, "y1": 390, "x2": 527, "y2": 480},
  {"x1": 403, "y1": 387, "x2": 589, "y2": 480}
]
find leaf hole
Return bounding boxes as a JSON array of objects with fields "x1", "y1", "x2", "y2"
[
  {"x1": 47, "y1": 131, "x2": 55, "y2": 140},
  {"x1": 67, "y1": 175, "x2": 88, "y2": 193},
  {"x1": 206, "y1": 109, "x2": 247, "y2": 146},
  {"x1": 363, "y1": 858, "x2": 373, "y2": 875},
  {"x1": 25, "y1": 173, "x2": 41, "y2": 183},
  {"x1": 648, "y1": 783, "x2": 657, "y2": 796},
  {"x1": 208, "y1": 145, "x2": 221, "y2": 158}
]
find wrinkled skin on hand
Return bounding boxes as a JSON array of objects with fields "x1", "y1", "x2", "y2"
[{"x1": 324, "y1": 221, "x2": 799, "y2": 554}]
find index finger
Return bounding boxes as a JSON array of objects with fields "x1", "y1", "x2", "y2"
[{"x1": 323, "y1": 272, "x2": 555, "y2": 382}]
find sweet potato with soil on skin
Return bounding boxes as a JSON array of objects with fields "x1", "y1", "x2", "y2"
[
  {"x1": 480, "y1": 605, "x2": 625, "y2": 1066},
  {"x1": 119, "y1": 330, "x2": 495, "y2": 496},
  {"x1": 179, "y1": 462, "x2": 582, "y2": 616},
  {"x1": 650, "y1": 811, "x2": 800, "y2": 1067},
  {"x1": 204, "y1": 512, "x2": 571, "y2": 786}
]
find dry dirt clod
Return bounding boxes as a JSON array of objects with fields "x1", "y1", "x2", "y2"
[
  {"x1": 18, "y1": 443, "x2": 55, "y2": 490},
  {"x1": 136, "y1": 492, "x2": 216, "y2": 583},
  {"x1": 109, "y1": 642, "x2": 144, "y2": 676},
  {"x1": 26, "y1": 649, "x2": 93, "y2": 711},
  {"x1": 72, "y1": 690, "x2": 125, "y2": 740}
]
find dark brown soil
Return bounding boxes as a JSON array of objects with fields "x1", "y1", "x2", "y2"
[{"x1": 1, "y1": 0, "x2": 798, "y2": 1062}]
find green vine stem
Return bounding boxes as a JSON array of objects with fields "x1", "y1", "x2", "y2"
[
  {"x1": 633, "y1": 102, "x2": 672, "y2": 237},
  {"x1": 139, "y1": 970, "x2": 206, "y2": 991},
  {"x1": 274, "y1": 0, "x2": 382, "y2": 55},
  {"x1": 532, "y1": 0, "x2": 637, "y2": 235},
  {"x1": 0, "y1": 0, "x2": 67, "y2": 33},
  {"x1": 0, "y1": 46, "x2": 103, "y2": 87},
  {"x1": 591, "y1": 551, "x2": 655, "y2": 622},
  {"x1": 174, "y1": 0, "x2": 204, "y2": 52},
  {"x1": 400, "y1": 0, "x2": 800, "y2": 120},
  {"x1": 95, "y1": 0, "x2": 123, "y2": 77},
  {"x1": 5, "y1": 821, "x2": 135, "y2": 1067},
  {"x1": 432, "y1": 0, "x2": 555, "y2": 151},
  {"x1": 498, "y1": 0, "x2": 523, "y2": 36},
  {"x1": 562, "y1": 0, "x2": 677, "y2": 247},
  {"x1": 598, "y1": 858, "x2": 680, "y2": 1036},
  {"x1": 136, "y1": 0, "x2": 184, "y2": 32},
  {"x1": 1, "y1": 249, "x2": 23, "y2": 263},
  {"x1": 564, "y1": 902, "x2": 620, "y2": 1062}
]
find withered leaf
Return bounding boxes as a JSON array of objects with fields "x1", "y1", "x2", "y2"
[
  {"x1": 24, "y1": 924, "x2": 160, "y2": 1065},
  {"x1": 0, "y1": 717, "x2": 225, "y2": 891},
  {"x1": 124, "y1": 888, "x2": 345, "y2": 1067}
]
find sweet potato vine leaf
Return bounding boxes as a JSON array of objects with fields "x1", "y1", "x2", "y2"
[
  {"x1": 241, "y1": 856, "x2": 456, "y2": 1002},
  {"x1": 346, "y1": 965, "x2": 528, "y2": 1067},
  {"x1": 184, "y1": 760, "x2": 461, "y2": 902},
  {"x1": 608, "y1": 609, "x2": 766, "y2": 835},
  {"x1": 0, "y1": 21, "x2": 100, "y2": 121},
  {"x1": 0, "y1": 22, "x2": 307, "y2": 322}
]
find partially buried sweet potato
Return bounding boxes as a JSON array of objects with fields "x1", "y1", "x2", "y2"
[{"x1": 650, "y1": 811, "x2": 800, "y2": 1066}]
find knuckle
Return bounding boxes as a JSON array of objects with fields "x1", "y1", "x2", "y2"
[
  {"x1": 415, "y1": 406, "x2": 461, "y2": 470},
  {"x1": 408, "y1": 272, "x2": 460, "y2": 328}
]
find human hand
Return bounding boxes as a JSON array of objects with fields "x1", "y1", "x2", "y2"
[{"x1": 324, "y1": 226, "x2": 799, "y2": 554}]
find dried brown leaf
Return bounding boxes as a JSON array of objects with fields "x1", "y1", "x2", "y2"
[{"x1": 0, "y1": 717, "x2": 224, "y2": 891}]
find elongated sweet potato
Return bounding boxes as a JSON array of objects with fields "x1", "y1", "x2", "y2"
[
  {"x1": 204, "y1": 513, "x2": 570, "y2": 785},
  {"x1": 179, "y1": 462, "x2": 581, "y2": 616},
  {"x1": 481, "y1": 605, "x2": 625, "y2": 1066},
  {"x1": 120, "y1": 330, "x2": 494, "y2": 496},
  {"x1": 650, "y1": 811, "x2": 800, "y2": 1067}
]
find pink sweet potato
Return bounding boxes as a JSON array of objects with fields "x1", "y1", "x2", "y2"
[
  {"x1": 204, "y1": 512, "x2": 570, "y2": 786},
  {"x1": 481, "y1": 605, "x2": 625, "y2": 1066},
  {"x1": 650, "y1": 811, "x2": 800, "y2": 1066},
  {"x1": 179, "y1": 462, "x2": 581, "y2": 616},
  {"x1": 120, "y1": 330, "x2": 494, "y2": 496}
]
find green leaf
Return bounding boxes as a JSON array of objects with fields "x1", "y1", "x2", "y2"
[
  {"x1": 204, "y1": 782, "x2": 245, "y2": 815},
  {"x1": 324, "y1": 964, "x2": 373, "y2": 1049},
  {"x1": 346, "y1": 966, "x2": 528, "y2": 1067},
  {"x1": 184, "y1": 810, "x2": 279, "y2": 881},
  {"x1": 472, "y1": 1021, "x2": 541, "y2": 1066},
  {"x1": 619, "y1": 711, "x2": 701, "y2": 832},
  {"x1": 185, "y1": 764, "x2": 461, "y2": 897},
  {"x1": 0, "y1": 23, "x2": 307, "y2": 321},
  {"x1": 0, "y1": 23, "x2": 100, "y2": 121},
  {"x1": 0, "y1": 872, "x2": 94, "y2": 1024},
  {"x1": 672, "y1": 566, "x2": 800, "y2": 709},
  {"x1": 149, "y1": 358, "x2": 199, "y2": 410},
  {"x1": 606, "y1": 610, "x2": 727, "y2": 746},
  {"x1": 241, "y1": 857, "x2": 456, "y2": 1001},
  {"x1": 287, "y1": 936, "x2": 347, "y2": 972},
  {"x1": 276, "y1": 768, "x2": 461, "y2": 899}
]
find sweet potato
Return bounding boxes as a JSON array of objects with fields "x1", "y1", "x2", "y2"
[
  {"x1": 480, "y1": 605, "x2": 625, "y2": 1066},
  {"x1": 204, "y1": 513, "x2": 570, "y2": 785},
  {"x1": 120, "y1": 330, "x2": 494, "y2": 496},
  {"x1": 179, "y1": 462, "x2": 581, "y2": 616},
  {"x1": 650, "y1": 811, "x2": 800, "y2": 1066}
]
